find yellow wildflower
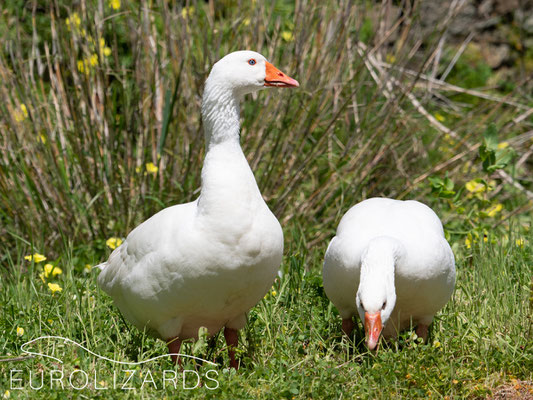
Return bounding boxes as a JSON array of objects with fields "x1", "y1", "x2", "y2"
[
  {"x1": 16, "y1": 327, "x2": 24, "y2": 337},
  {"x1": 48, "y1": 283, "x2": 63, "y2": 295},
  {"x1": 89, "y1": 54, "x2": 98, "y2": 66},
  {"x1": 97, "y1": 38, "x2": 112, "y2": 57},
  {"x1": 13, "y1": 104, "x2": 29, "y2": 122},
  {"x1": 25, "y1": 253, "x2": 47, "y2": 263},
  {"x1": 39, "y1": 133, "x2": 47, "y2": 144},
  {"x1": 47, "y1": 319, "x2": 53, "y2": 324},
  {"x1": 181, "y1": 6, "x2": 194, "y2": 19},
  {"x1": 242, "y1": 18, "x2": 250, "y2": 26},
  {"x1": 497, "y1": 142, "x2": 509, "y2": 149},
  {"x1": 386, "y1": 54, "x2": 396, "y2": 63},
  {"x1": 77, "y1": 59, "x2": 86, "y2": 74},
  {"x1": 465, "y1": 179, "x2": 485, "y2": 193},
  {"x1": 39, "y1": 272, "x2": 45, "y2": 283},
  {"x1": 84, "y1": 264, "x2": 92, "y2": 273},
  {"x1": 3, "y1": 390, "x2": 9, "y2": 399},
  {"x1": 66, "y1": 13, "x2": 81, "y2": 30},
  {"x1": 452, "y1": 379, "x2": 459, "y2": 384},
  {"x1": 434, "y1": 112, "x2": 445, "y2": 122},
  {"x1": 484, "y1": 203, "x2": 503, "y2": 218},
  {"x1": 465, "y1": 234, "x2": 472, "y2": 249},
  {"x1": 515, "y1": 238, "x2": 525, "y2": 248},
  {"x1": 405, "y1": 373, "x2": 412, "y2": 379},
  {"x1": 281, "y1": 31, "x2": 294, "y2": 42},
  {"x1": 271, "y1": 290, "x2": 277, "y2": 297},
  {"x1": 145, "y1": 162, "x2": 158, "y2": 174},
  {"x1": 106, "y1": 237, "x2": 123, "y2": 250},
  {"x1": 443, "y1": 134, "x2": 456, "y2": 146},
  {"x1": 44, "y1": 263, "x2": 62, "y2": 278},
  {"x1": 432, "y1": 340, "x2": 441, "y2": 348},
  {"x1": 109, "y1": 0, "x2": 120, "y2": 10}
]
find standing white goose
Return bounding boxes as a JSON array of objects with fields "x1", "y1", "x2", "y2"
[
  {"x1": 97, "y1": 51, "x2": 299, "y2": 368},
  {"x1": 323, "y1": 197, "x2": 455, "y2": 350}
]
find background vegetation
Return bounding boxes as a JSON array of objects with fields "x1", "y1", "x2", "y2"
[{"x1": 0, "y1": 0, "x2": 531, "y2": 398}]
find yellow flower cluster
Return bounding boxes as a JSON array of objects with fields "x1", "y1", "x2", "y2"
[
  {"x1": 465, "y1": 179, "x2": 486, "y2": 193},
  {"x1": 106, "y1": 237, "x2": 123, "y2": 250},
  {"x1": 16, "y1": 327, "x2": 24, "y2": 337},
  {"x1": 135, "y1": 162, "x2": 159, "y2": 175},
  {"x1": 48, "y1": 283, "x2": 63, "y2": 295},
  {"x1": 39, "y1": 263, "x2": 63, "y2": 282},
  {"x1": 145, "y1": 162, "x2": 159, "y2": 174},
  {"x1": 434, "y1": 113, "x2": 446, "y2": 122},
  {"x1": 25, "y1": 252, "x2": 64, "y2": 294},
  {"x1": 24, "y1": 253, "x2": 46, "y2": 263},
  {"x1": 497, "y1": 142, "x2": 509, "y2": 149},
  {"x1": 482, "y1": 203, "x2": 503, "y2": 218},
  {"x1": 13, "y1": 104, "x2": 29, "y2": 122},
  {"x1": 281, "y1": 31, "x2": 294, "y2": 42},
  {"x1": 181, "y1": 6, "x2": 194, "y2": 19},
  {"x1": 109, "y1": 0, "x2": 121, "y2": 10},
  {"x1": 67, "y1": 12, "x2": 112, "y2": 75},
  {"x1": 77, "y1": 38, "x2": 112, "y2": 75},
  {"x1": 66, "y1": 12, "x2": 81, "y2": 30},
  {"x1": 465, "y1": 232, "x2": 489, "y2": 249}
]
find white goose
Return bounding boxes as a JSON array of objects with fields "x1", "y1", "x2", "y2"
[
  {"x1": 97, "y1": 51, "x2": 299, "y2": 368},
  {"x1": 323, "y1": 198, "x2": 455, "y2": 349}
]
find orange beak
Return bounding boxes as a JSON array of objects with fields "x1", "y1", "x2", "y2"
[
  {"x1": 364, "y1": 312, "x2": 383, "y2": 350},
  {"x1": 264, "y1": 61, "x2": 299, "y2": 88}
]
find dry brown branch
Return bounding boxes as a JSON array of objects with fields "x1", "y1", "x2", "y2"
[{"x1": 377, "y1": 61, "x2": 530, "y2": 110}]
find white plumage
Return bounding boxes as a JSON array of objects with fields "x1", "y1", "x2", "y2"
[
  {"x1": 97, "y1": 51, "x2": 299, "y2": 367},
  {"x1": 323, "y1": 197, "x2": 455, "y2": 349}
]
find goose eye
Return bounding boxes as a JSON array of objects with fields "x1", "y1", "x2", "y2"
[
  {"x1": 248, "y1": 59, "x2": 256, "y2": 66},
  {"x1": 382, "y1": 301, "x2": 387, "y2": 310}
]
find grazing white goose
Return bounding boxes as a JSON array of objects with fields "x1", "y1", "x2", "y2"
[
  {"x1": 323, "y1": 197, "x2": 455, "y2": 350},
  {"x1": 97, "y1": 51, "x2": 299, "y2": 368}
]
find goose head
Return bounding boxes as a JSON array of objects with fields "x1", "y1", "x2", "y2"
[
  {"x1": 207, "y1": 50, "x2": 299, "y2": 96},
  {"x1": 356, "y1": 240, "x2": 398, "y2": 350},
  {"x1": 356, "y1": 284, "x2": 396, "y2": 350}
]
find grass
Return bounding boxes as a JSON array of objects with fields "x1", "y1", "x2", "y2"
[
  {"x1": 0, "y1": 232, "x2": 531, "y2": 399},
  {"x1": 1, "y1": 0, "x2": 532, "y2": 398}
]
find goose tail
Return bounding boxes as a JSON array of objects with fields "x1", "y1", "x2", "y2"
[{"x1": 95, "y1": 262, "x2": 108, "y2": 270}]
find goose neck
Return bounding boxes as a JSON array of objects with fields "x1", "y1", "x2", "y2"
[
  {"x1": 358, "y1": 237, "x2": 403, "y2": 310},
  {"x1": 201, "y1": 80, "x2": 241, "y2": 150}
]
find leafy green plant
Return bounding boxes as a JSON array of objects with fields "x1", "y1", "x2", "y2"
[
  {"x1": 479, "y1": 124, "x2": 515, "y2": 173},
  {"x1": 428, "y1": 124, "x2": 527, "y2": 251}
]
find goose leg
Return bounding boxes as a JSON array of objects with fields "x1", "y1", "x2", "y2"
[
  {"x1": 224, "y1": 327, "x2": 239, "y2": 370},
  {"x1": 342, "y1": 318, "x2": 355, "y2": 336},
  {"x1": 167, "y1": 337, "x2": 182, "y2": 366},
  {"x1": 415, "y1": 324, "x2": 429, "y2": 342}
]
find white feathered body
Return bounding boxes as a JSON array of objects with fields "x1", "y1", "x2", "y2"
[
  {"x1": 97, "y1": 146, "x2": 283, "y2": 340},
  {"x1": 323, "y1": 198, "x2": 455, "y2": 337}
]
